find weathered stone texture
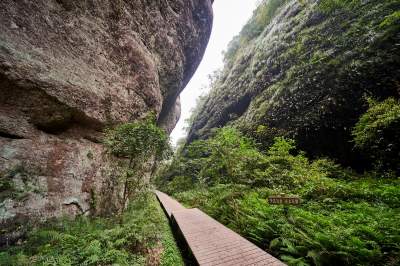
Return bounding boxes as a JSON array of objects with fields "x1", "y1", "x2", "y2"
[{"x1": 0, "y1": 0, "x2": 212, "y2": 229}]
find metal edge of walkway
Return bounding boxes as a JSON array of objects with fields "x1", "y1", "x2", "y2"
[{"x1": 155, "y1": 190, "x2": 286, "y2": 266}]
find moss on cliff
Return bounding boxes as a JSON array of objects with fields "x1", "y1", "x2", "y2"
[{"x1": 188, "y1": 0, "x2": 400, "y2": 170}]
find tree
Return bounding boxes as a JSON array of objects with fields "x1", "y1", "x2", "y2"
[{"x1": 104, "y1": 114, "x2": 171, "y2": 213}]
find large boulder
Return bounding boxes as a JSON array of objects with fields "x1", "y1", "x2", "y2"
[{"x1": 0, "y1": 0, "x2": 212, "y2": 231}]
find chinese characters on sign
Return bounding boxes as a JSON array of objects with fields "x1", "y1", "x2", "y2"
[{"x1": 268, "y1": 196, "x2": 301, "y2": 205}]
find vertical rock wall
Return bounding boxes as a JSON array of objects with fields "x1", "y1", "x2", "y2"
[
  {"x1": 188, "y1": 0, "x2": 399, "y2": 167},
  {"x1": 0, "y1": 0, "x2": 213, "y2": 232}
]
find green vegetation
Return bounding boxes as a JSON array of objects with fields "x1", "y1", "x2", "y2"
[
  {"x1": 188, "y1": 0, "x2": 400, "y2": 169},
  {"x1": 2, "y1": 1, "x2": 399, "y2": 265},
  {"x1": 156, "y1": 127, "x2": 400, "y2": 266},
  {"x1": 0, "y1": 193, "x2": 183, "y2": 266},
  {"x1": 159, "y1": 211, "x2": 184, "y2": 266},
  {"x1": 352, "y1": 97, "x2": 400, "y2": 174},
  {"x1": 158, "y1": 1, "x2": 400, "y2": 265},
  {"x1": 1, "y1": 118, "x2": 181, "y2": 265},
  {"x1": 104, "y1": 114, "x2": 171, "y2": 214},
  {"x1": 318, "y1": 0, "x2": 360, "y2": 13},
  {"x1": 172, "y1": 184, "x2": 399, "y2": 266},
  {"x1": 380, "y1": 10, "x2": 400, "y2": 28}
]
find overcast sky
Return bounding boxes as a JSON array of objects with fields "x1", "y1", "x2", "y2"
[{"x1": 170, "y1": 0, "x2": 259, "y2": 145}]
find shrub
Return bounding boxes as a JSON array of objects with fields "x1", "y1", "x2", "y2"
[
  {"x1": 157, "y1": 127, "x2": 263, "y2": 187},
  {"x1": 163, "y1": 128, "x2": 319, "y2": 191},
  {"x1": 104, "y1": 114, "x2": 171, "y2": 213},
  {"x1": 311, "y1": 158, "x2": 353, "y2": 179},
  {"x1": 252, "y1": 137, "x2": 313, "y2": 189},
  {"x1": 203, "y1": 127, "x2": 262, "y2": 184},
  {"x1": 352, "y1": 97, "x2": 400, "y2": 173},
  {"x1": 164, "y1": 176, "x2": 194, "y2": 194}
]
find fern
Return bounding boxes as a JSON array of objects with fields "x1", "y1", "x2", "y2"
[{"x1": 1, "y1": 194, "x2": 181, "y2": 265}]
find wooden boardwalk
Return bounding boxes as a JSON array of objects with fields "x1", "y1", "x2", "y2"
[{"x1": 155, "y1": 190, "x2": 286, "y2": 266}]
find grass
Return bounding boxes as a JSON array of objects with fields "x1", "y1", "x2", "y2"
[{"x1": 158, "y1": 202, "x2": 184, "y2": 266}]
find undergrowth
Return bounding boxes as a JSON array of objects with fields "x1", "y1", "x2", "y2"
[
  {"x1": 0, "y1": 193, "x2": 183, "y2": 266},
  {"x1": 173, "y1": 184, "x2": 400, "y2": 266},
  {"x1": 156, "y1": 127, "x2": 400, "y2": 266},
  {"x1": 352, "y1": 97, "x2": 400, "y2": 174}
]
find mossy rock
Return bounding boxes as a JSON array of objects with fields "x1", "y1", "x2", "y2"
[{"x1": 188, "y1": 0, "x2": 400, "y2": 169}]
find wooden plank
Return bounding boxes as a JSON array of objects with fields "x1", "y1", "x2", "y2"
[
  {"x1": 155, "y1": 190, "x2": 286, "y2": 266},
  {"x1": 172, "y1": 208, "x2": 286, "y2": 266},
  {"x1": 155, "y1": 190, "x2": 185, "y2": 218}
]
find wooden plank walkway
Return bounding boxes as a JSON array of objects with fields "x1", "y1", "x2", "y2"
[
  {"x1": 155, "y1": 190, "x2": 286, "y2": 266},
  {"x1": 155, "y1": 190, "x2": 186, "y2": 217}
]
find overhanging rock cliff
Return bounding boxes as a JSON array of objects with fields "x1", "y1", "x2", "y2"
[{"x1": 0, "y1": 0, "x2": 212, "y2": 231}]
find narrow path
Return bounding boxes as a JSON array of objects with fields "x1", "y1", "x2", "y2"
[{"x1": 155, "y1": 190, "x2": 286, "y2": 266}]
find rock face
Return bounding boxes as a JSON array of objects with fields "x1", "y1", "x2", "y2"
[
  {"x1": 0, "y1": 0, "x2": 212, "y2": 231},
  {"x1": 159, "y1": 96, "x2": 182, "y2": 135},
  {"x1": 188, "y1": 0, "x2": 399, "y2": 167}
]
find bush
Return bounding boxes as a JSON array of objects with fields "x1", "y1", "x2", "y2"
[
  {"x1": 352, "y1": 97, "x2": 400, "y2": 173},
  {"x1": 104, "y1": 114, "x2": 171, "y2": 213},
  {"x1": 164, "y1": 176, "x2": 194, "y2": 194},
  {"x1": 162, "y1": 129, "x2": 321, "y2": 190},
  {"x1": 252, "y1": 137, "x2": 313, "y2": 189},
  {"x1": 157, "y1": 127, "x2": 263, "y2": 187},
  {"x1": 311, "y1": 158, "x2": 354, "y2": 179}
]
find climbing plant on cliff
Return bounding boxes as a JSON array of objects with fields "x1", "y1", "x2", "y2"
[{"x1": 104, "y1": 114, "x2": 171, "y2": 213}]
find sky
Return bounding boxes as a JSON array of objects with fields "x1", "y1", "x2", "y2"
[{"x1": 170, "y1": 0, "x2": 259, "y2": 145}]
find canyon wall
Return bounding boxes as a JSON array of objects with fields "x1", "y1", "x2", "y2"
[
  {"x1": 0, "y1": 0, "x2": 212, "y2": 235},
  {"x1": 188, "y1": 0, "x2": 399, "y2": 168}
]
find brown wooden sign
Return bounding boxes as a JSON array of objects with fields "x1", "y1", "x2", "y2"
[{"x1": 268, "y1": 196, "x2": 301, "y2": 205}]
